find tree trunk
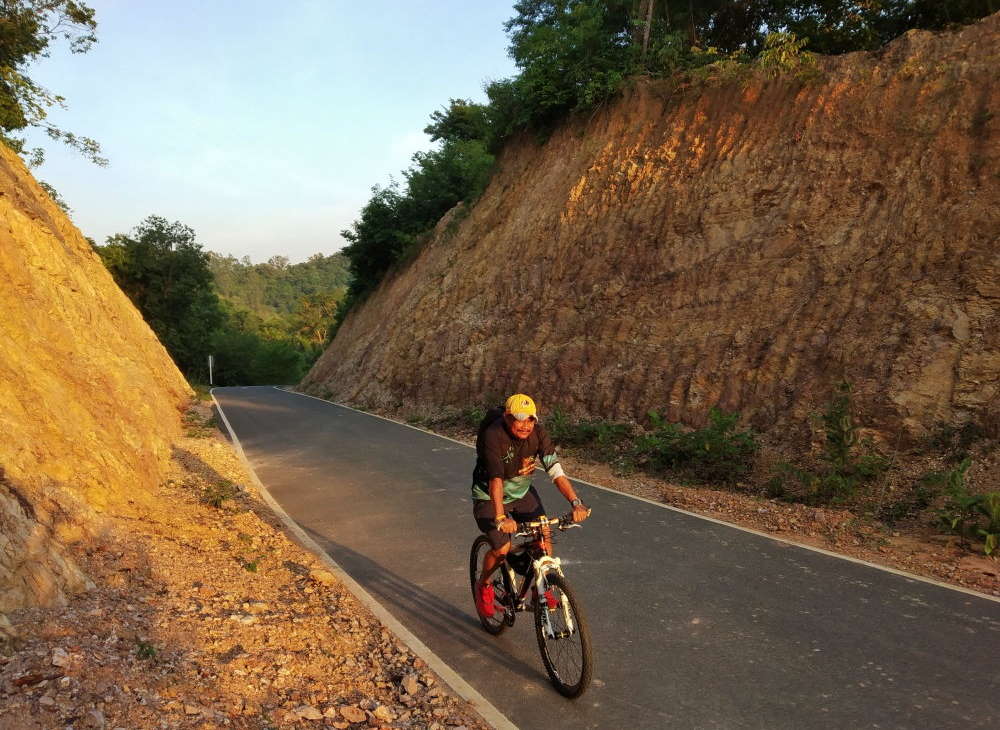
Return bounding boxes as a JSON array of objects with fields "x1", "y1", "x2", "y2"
[{"x1": 642, "y1": 0, "x2": 655, "y2": 60}]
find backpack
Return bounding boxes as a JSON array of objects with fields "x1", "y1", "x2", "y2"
[{"x1": 476, "y1": 405, "x2": 505, "y2": 444}]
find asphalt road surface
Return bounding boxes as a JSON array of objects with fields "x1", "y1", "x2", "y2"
[{"x1": 213, "y1": 386, "x2": 999, "y2": 730}]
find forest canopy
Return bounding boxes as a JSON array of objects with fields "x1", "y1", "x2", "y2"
[{"x1": 96, "y1": 217, "x2": 348, "y2": 385}]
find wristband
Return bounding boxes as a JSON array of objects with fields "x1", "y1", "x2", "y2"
[{"x1": 570, "y1": 498, "x2": 583, "y2": 508}]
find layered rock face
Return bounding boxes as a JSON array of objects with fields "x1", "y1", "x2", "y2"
[
  {"x1": 304, "y1": 16, "x2": 999, "y2": 442},
  {"x1": 0, "y1": 145, "x2": 190, "y2": 623}
]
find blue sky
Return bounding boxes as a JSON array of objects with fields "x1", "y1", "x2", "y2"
[{"x1": 26, "y1": 0, "x2": 518, "y2": 262}]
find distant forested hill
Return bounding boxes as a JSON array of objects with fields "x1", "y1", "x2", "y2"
[{"x1": 208, "y1": 252, "x2": 350, "y2": 320}]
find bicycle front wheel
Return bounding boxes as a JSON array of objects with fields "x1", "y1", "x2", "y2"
[
  {"x1": 469, "y1": 535, "x2": 508, "y2": 635},
  {"x1": 534, "y1": 572, "x2": 593, "y2": 698}
]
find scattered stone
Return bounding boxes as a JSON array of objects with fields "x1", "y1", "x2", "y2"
[
  {"x1": 184, "y1": 704, "x2": 201, "y2": 715},
  {"x1": 0, "y1": 613, "x2": 18, "y2": 641},
  {"x1": 294, "y1": 704, "x2": 324, "y2": 720},
  {"x1": 373, "y1": 705, "x2": 395, "y2": 721},
  {"x1": 339, "y1": 705, "x2": 366, "y2": 723},
  {"x1": 402, "y1": 673, "x2": 421, "y2": 696}
]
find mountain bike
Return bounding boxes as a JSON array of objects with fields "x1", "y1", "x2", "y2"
[{"x1": 469, "y1": 514, "x2": 593, "y2": 698}]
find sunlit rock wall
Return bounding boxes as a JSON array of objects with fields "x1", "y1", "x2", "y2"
[
  {"x1": 0, "y1": 144, "x2": 191, "y2": 622},
  {"x1": 304, "y1": 15, "x2": 999, "y2": 443}
]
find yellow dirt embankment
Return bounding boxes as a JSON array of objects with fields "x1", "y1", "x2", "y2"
[{"x1": 0, "y1": 144, "x2": 190, "y2": 623}]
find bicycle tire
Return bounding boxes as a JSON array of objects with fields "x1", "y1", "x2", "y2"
[
  {"x1": 469, "y1": 535, "x2": 509, "y2": 635},
  {"x1": 533, "y1": 571, "x2": 593, "y2": 698}
]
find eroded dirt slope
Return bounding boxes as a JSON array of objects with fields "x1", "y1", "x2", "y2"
[
  {"x1": 304, "y1": 15, "x2": 999, "y2": 444},
  {"x1": 0, "y1": 405, "x2": 487, "y2": 729},
  {"x1": 0, "y1": 144, "x2": 191, "y2": 624}
]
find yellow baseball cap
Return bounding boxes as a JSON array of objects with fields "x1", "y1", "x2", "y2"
[{"x1": 505, "y1": 393, "x2": 537, "y2": 421}]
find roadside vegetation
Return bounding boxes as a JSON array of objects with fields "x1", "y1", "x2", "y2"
[
  {"x1": 95, "y1": 215, "x2": 347, "y2": 385},
  {"x1": 335, "y1": 0, "x2": 996, "y2": 328}
]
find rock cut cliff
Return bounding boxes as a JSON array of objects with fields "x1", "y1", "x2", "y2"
[
  {"x1": 0, "y1": 145, "x2": 190, "y2": 627},
  {"x1": 305, "y1": 16, "x2": 999, "y2": 444}
]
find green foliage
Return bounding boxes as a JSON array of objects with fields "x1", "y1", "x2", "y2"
[
  {"x1": 202, "y1": 480, "x2": 238, "y2": 509},
  {"x1": 37, "y1": 180, "x2": 70, "y2": 213},
  {"x1": 97, "y1": 216, "x2": 326, "y2": 385},
  {"x1": 0, "y1": 1, "x2": 106, "y2": 165},
  {"x1": 754, "y1": 32, "x2": 821, "y2": 81},
  {"x1": 547, "y1": 407, "x2": 635, "y2": 462},
  {"x1": 182, "y1": 408, "x2": 215, "y2": 438},
  {"x1": 209, "y1": 303, "x2": 311, "y2": 386},
  {"x1": 500, "y1": 1, "x2": 637, "y2": 131},
  {"x1": 821, "y1": 382, "x2": 858, "y2": 473},
  {"x1": 935, "y1": 459, "x2": 1000, "y2": 556},
  {"x1": 462, "y1": 404, "x2": 489, "y2": 429},
  {"x1": 338, "y1": 138, "x2": 494, "y2": 321},
  {"x1": 633, "y1": 407, "x2": 758, "y2": 484},
  {"x1": 135, "y1": 640, "x2": 157, "y2": 660},
  {"x1": 207, "y1": 251, "x2": 349, "y2": 323},
  {"x1": 97, "y1": 216, "x2": 224, "y2": 378},
  {"x1": 768, "y1": 383, "x2": 887, "y2": 505},
  {"x1": 485, "y1": 1, "x2": 993, "y2": 147},
  {"x1": 760, "y1": 1, "x2": 996, "y2": 56},
  {"x1": 424, "y1": 98, "x2": 493, "y2": 144}
]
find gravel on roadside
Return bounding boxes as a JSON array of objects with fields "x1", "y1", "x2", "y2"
[{"x1": 0, "y1": 401, "x2": 490, "y2": 730}]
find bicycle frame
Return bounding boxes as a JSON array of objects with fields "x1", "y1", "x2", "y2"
[{"x1": 500, "y1": 517, "x2": 579, "y2": 637}]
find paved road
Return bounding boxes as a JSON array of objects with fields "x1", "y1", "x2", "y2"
[{"x1": 213, "y1": 386, "x2": 999, "y2": 729}]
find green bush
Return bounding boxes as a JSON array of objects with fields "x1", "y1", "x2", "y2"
[
  {"x1": 633, "y1": 408, "x2": 758, "y2": 484},
  {"x1": 545, "y1": 408, "x2": 635, "y2": 463},
  {"x1": 936, "y1": 459, "x2": 1000, "y2": 556},
  {"x1": 135, "y1": 640, "x2": 158, "y2": 660},
  {"x1": 754, "y1": 32, "x2": 821, "y2": 82},
  {"x1": 768, "y1": 383, "x2": 887, "y2": 505},
  {"x1": 202, "y1": 480, "x2": 238, "y2": 508}
]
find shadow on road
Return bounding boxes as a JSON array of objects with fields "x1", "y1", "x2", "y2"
[{"x1": 301, "y1": 525, "x2": 550, "y2": 686}]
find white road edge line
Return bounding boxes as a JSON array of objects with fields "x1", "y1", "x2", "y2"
[
  {"x1": 280, "y1": 386, "x2": 1000, "y2": 605},
  {"x1": 211, "y1": 389, "x2": 518, "y2": 730}
]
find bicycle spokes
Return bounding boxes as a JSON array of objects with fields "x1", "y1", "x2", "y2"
[{"x1": 534, "y1": 573, "x2": 593, "y2": 698}]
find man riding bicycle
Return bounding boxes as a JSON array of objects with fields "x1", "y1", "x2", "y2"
[{"x1": 472, "y1": 393, "x2": 590, "y2": 618}]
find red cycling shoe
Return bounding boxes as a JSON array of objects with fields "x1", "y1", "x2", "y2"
[{"x1": 477, "y1": 583, "x2": 496, "y2": 618}]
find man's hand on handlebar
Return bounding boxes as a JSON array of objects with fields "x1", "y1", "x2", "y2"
[
  {"x1": 497, "y1": 516, "x2": 517, "y2": 534},
  {"x1": 571, "y1": 503, "x2": 591, "y2": 524}
]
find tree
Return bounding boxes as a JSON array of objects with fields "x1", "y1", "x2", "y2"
[
  {"x1": 0, "y1": 0, "x2": 106, "y2": 165},
  {"x1": 97, "y1": 215, "x2": 223, "y2": 377},
  {"x1": 340, "y1": 137, "x2": 494, "y2": 308},
  {"x1": 424, "y1": 98, "x2": 493, "y2": 144},
  {"x1": 292, "y1": 289, "x2": 345, "y2": 346}
]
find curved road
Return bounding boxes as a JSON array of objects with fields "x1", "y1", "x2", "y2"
[{"x1": 213, "y1": 386, "x2": 999, "y2": 729}]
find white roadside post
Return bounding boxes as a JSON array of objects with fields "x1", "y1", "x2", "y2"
[{"x1": 208, "y1": 354, "x2": 214, "y2": 386}]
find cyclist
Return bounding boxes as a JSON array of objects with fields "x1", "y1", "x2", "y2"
[{"x1": 472, "y1": 393, "x2": 590, "y2": 617}]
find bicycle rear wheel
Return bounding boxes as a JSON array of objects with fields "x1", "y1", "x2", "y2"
[
  {"x1": 534, "y1": 572, "x2": 593, "y2": 698},
  {"x1": 469, "y1": 535, "x2": 509, "y2": 635}
]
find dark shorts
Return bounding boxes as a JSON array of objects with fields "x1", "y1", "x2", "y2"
[{"x1": 473, "y1": 485, "x2": 546, "y2": 551}]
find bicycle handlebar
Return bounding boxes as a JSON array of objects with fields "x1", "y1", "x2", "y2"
[{"x1": 514, "y1": 513, "x2": 585, "y2": 537}]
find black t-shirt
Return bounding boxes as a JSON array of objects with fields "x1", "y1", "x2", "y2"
[{"x1": 471, "y1": 418, "x2": 560, "y2": 502}]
